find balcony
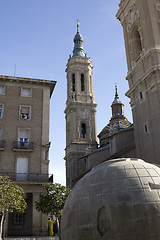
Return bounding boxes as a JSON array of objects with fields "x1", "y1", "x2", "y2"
[
  {"x1": 13, "y1": 141, "x2": 34, "y2": 151},
  {"x1": 0, "y1": 140, "x2": 5, "y2": 150},
  {"x1": 0, "y1": 172, "x2": 53, "y2": 183}
]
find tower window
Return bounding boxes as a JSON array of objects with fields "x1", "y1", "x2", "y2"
[
  {"x1": 144, "y1": 125, "x2": 148, "y2": 133},
  {"x1": 144, "y1": 123, "x2": 149, "y2": 134},
  {"x1": 72, "y1": 74, "x2": 75, "y2": 92},
  {"x1": 132, "y1": 28, "x2": 142, "y2": 60},
  {"x1": 81, "y1": 123, "x2": 86, "y2": 139},
  {"x1": 140, "y1": 91, "x2": 143, "y2": 100},
  {"x1": 135, "y1": 30, "x2": 142, "y2": 53},
  {"x1": 81, "y1": 74, "x2": 85, "y2": 91}
]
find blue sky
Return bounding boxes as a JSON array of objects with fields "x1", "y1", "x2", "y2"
[{"x1": 0, "y1": 0, "x2": 132, "y2": 185}]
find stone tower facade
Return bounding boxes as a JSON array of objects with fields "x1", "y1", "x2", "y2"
[
  {"x1": 65, "y1": 23, "x2": 97, "y2": 188},
  {"x1": 116, "y1": 0, "x2": 160, "y2": 164}
]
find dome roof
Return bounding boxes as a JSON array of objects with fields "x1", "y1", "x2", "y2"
[
  {"x1": 72, "y1": 23, "x2": 85, "y2": 58},
  {"x1": 73, "y1": 32, "x2": 83, "y2": 42},
  {"x1": 61, "y1": 158, "x2": 160, "y2": 240},
  {"x1": 112, "y1": 97, "x2": 123, "y2": 105},
  {"x1": 101, "y1": 119, "x2": 133, "y2": 133}
]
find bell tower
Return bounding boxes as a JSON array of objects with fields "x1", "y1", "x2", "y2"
[
  {"x1": 65, "y1": 23, "x2": 97, "y2": 188},
  {"x1": 116, "y1": 0, "x2": 160, "y2": 164}
]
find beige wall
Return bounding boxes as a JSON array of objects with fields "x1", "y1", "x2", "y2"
[
  {"x1": 65, "y1": 57, "x2": 97, "y2": 188},
  {"x1": 116, "y1": 0, "x2": 160, "y2": 165},
  {"x1": 0, "y1": 75, "x2": 56, "y2": 236},
  {"x1": 69, "y1": 128, "x2": 136, "y2": 187}
]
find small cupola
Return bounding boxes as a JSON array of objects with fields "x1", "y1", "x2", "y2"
[
  {"x1": 72, "y1": 22, "x2": 86, "y2": 57},
  {"x1": 111, "y1": 85, "x2": 125, "y2": 121}
]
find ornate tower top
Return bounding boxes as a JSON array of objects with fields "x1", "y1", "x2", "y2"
[
  {"x1": 98, "y1": 86, "x2": 132, "y2": 136},
  {"x1": 112, "y1": 85, "x2": 123, "y2": 106},
  {"x1": 72, "y1": 22, "x2": 86, "y2": 58},
  {"x1": 111, "y1": 85, "x2": 124, "y2": 121}
]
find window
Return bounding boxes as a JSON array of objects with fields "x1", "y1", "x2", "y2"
[
  {"x1": 72, "y1": 74, "x2": 75, "y2": 92},
  {"x1": 16, "y1": 157, "x2": 29, "y2": 181},
  {"x1": 144, "y1": 123, "x2": 149, "y2": 133},
  {"x1": 0, "y1": 104, "x2": 3, "y2": 118},
  {"x1": 81, "y1": 123, "x2": 86, "y2": 139},
  {"x1": 13, "y1": 213, "x2": 24, "y2": 225},
  {"x1": 20, "y1": 106, "x2": 31, "y2": 120},
  {"x1": 0, "y1": 86, "x2": 5, "y2": 95},
  {"x1": 132, "y1": 28, "x2": 142, "y2": 60},
  {"x1": 21, "y1": 88, "x2": 32, "y2": 97},
  {"x1": 135, "y1": 30, "x2": 142, "y2": 53},
  {"x1": 140, "y1": 91, "x2": 143, "y2": 100},
  {"x1": 81, "y1": 74, "x2": 85, "y2": 91},
  {"x1": 18, "y1": 129, "x2": 29, "y2": 149}
]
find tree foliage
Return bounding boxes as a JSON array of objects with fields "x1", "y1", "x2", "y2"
[
  {"x1": 0, "y1": 176, "x2": 27, "y2": 239},
  {"x1": 35, "y1": 183, "x2": 71, "y2": 219}
]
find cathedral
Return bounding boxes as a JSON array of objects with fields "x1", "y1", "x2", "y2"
[{"x1": 65, "y1": 0, "x2": 160, "y2": 189}]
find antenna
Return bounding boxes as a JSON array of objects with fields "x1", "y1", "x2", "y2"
[{"x1": 14, "y1": 64, "x2": 16, "y2": 77}]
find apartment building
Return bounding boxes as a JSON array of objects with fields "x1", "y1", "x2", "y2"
[{"x1": 0, "y1": 75, "x2": 56, "y2": 236}]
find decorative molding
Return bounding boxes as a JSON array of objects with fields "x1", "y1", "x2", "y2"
[
  {"x1": 131, "y1": 61, "x2": 136, "y2": 69},
  {"x1": 126, "y1": 1, "x2": 139, "y2": 32},
  {"x1": 156, "y1": 0, "x2": 160, "y2": 11},
  {"x1": 119, "y1": 0, "x2": 125, "y2": 7}
]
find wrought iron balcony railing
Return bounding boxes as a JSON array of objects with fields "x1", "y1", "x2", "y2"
[
  {"x1": 0, "y1": 172, "x2": 53, "y2": 183},
  {"x1": 13, "y1": 141, "x2": 34, "y2": 151}
]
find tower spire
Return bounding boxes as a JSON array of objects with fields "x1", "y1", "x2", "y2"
[
  {"x1": 72, "y1": 22, "x2": 86, "y2": 57},
  {"x1": 111, "y1": 85, "x2": 124, "y2": 120},
  {"x1": 115, "y1": 84, "x2": 118, "y2": 99}
]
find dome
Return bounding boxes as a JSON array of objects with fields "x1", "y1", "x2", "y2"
[
  {"x1": 73, "y1": 32, "x2": 83, "y2": 42},
  {"x1": 61, "y1": 158, "x2": 160, "y2": 240},
  {"x1": 72, "y1": 22, "x2": 85, "y2": 58},
  {"x1": 100, "y1": 119, "x2": 133, "y2": 133},
  {"x1": 112, "y1": 97, "x2": 123, "y2": 105}
]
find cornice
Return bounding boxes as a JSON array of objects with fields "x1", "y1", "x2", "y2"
[
  {"x1": 116, "y1": 0, "x2": 130, "y2": 21},
  {"x1": 125, "y1": 65, "x2": 160, "y2": 97},
  {"x1": 0, "y1": 75, "x2": 56, "y2": 97}
]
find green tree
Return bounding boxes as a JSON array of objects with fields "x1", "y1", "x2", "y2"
[
  {"x1": 35, "y1": 183, "x2": 70, "y2": 235},
  {"x1": 0, "y1": 176, "x2": 27, "y2": 240}
]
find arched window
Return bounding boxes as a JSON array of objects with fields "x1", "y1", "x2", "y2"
[
  {"x1": 81, "y1": 123, "x2": 86, "y2": 139},
  {"x1": 135, "y1": 30, "x2": 142, "y2": 53},
  {"x1": 72, "y1": 74, "x2": 75, "y2": 92},
  {"x1": 81, "y1": 74, "x2": 85, "y2": 91},
  {"x1": 132, "y1": 28, "x2": 142, "y2": 60}
]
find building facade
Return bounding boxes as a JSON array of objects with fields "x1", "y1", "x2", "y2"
[
  {"x1": 65, "y1": 23, "x2": 136, "y2": 188},
  {"x1": 0, "y1": 75, "x2": 56, "y2": 236},
  {"x1": 66, "y1": 0, "x2": 160, "y2": 188},
  {"x1": 65, "y1": 85, "x2": 135, "y2": 187},
  {"x1": 64, "y1": 23, "x2": 97, "y2": 188},
  {"x1": 116, "y1": 0, "x2": 160, "y2": 165}
]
